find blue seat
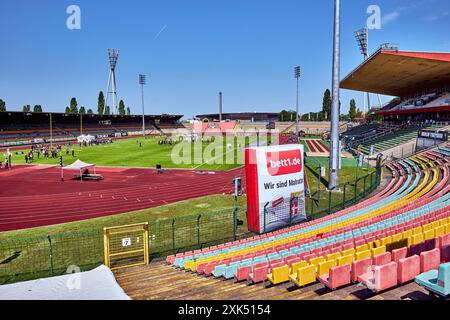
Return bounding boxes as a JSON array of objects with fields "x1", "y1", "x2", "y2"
[{"x1": 415, "y1": 262, "x2": 450, "y2": 297}]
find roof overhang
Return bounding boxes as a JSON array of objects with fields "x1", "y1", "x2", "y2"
[
  {"x1": 376, "y1": 105, "x2": 450, "y2": 116},
  {"x1": 340, "y1": 50, "x2": 450, "y2": 97}
]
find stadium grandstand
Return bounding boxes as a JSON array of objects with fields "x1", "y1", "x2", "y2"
[
  {"x1": 131, "y1": 145, "x2": 450, "y2": 300},
  {"x1": 196, "y1": 112, "x2": 279, "y2": 122},
  {"x1": 341, "y1": 48, "x2": 450, "y2": 156},
  {"x1": 0, "y1": 111, "x2": 183, "y2": 148}
]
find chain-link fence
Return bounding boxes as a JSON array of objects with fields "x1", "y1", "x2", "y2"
[{"x1": 0, "y1": 167, "x2": 381, "y2": 284}]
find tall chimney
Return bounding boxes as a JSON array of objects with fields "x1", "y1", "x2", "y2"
[{"x1": 219, "y1": 92, "x2": 223, "y2": 122}]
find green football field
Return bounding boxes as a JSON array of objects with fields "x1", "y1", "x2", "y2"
[{"x1": 9, "y1": 136, "x2": 257, "y2": 171}]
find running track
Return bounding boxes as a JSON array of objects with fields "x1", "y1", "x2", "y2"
[{"x1": 0, "y1": 165, "x2": 244, "y2": 231}]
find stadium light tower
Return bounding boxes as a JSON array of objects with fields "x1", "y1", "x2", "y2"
[
  {"x1": 294, "y1": 66, "x2": 301, "y2": 136},
  {"x1": 355, "y1": 29, "x2": 383, "y2": 111},
  {"x1": 105, "y1": 49, "x2": 120, "y2": 114},
  {"x1": 329, "y1": 0, "x2": 341, "y2": 191},
  {"x1": 139, "y1": 74, "x2": 146, "y2": 137}
]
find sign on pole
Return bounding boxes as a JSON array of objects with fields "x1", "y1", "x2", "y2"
[{"x1": 245, "y1": 144, "x2": 307, "y2": 234}]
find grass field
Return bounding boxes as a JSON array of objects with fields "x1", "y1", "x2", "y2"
[{"x1": 9, "y1": 136, "x2": 258, "y2": 171}]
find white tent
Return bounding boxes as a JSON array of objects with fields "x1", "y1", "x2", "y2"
[
  {"x1": 77, "y1": 134, "x2": 96, "y2": 143},
  {"x1": 62, "y1": 159, "x2": 96, "y2": 181},
  {"x1": 0, "y1": 265, "x2": 131, "y2": 300}
]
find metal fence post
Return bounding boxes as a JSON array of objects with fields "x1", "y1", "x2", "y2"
[
  {"x1": 47, "y1": 235, "x2": 54, "y2": 276},
  {"x1": 363, "y1": 175, "x2": 367, "y2": 197},
  {"x1": 342, "y1": 183, "x2": 346, "y2": 209},
  {"x1": 328, "y1": 190, "x2": 332, "y2": 215},
  {"x1": 172, "y1": 218, "x2": 176, "y2": 253},
  {"x1": 197, "y1": 215, "x2": 201, "y2": 248}
]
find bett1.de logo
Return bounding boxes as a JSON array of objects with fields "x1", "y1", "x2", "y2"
[{"x1": 266, "y1": 149, "x2": 302, "y2": 176}]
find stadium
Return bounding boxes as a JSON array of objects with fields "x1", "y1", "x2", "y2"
[{"x1": 1, "y1": 0, "x2": 450, "y2": 307}]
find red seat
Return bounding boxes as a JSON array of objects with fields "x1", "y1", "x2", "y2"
[
  {"x1": 398, "y1": 255, "x2": 420, "y2": 284},
  {"x1": 235, "y1": 266, "x2": 252, "y2": 282},
  {"x1": 372, "y1": 252, "x2": 391, "y2": 266},
  {"x1": 204, "y1": 261, "x2": 220, "y2": 276},
  {"x1": 351, "y1": 258, "x2": 372, "y2": 282},
  {"x1": 391, "y1": 247, "x2": 408, "y2": 264},
  {"x1": 438, "y1": 234, "x2": 450, "y2": 249},
  {"x1": 248, "y1": 265, "x2": 269, "y2": 284},
  {"x1": 361, "y1": 262, "x2": 398, "y2": 292},
  {"x1": 420, "y1": 248, "x2": 441, "y2": 273},
  {"x1": 318, "y1": 264, "x2": 351, "y2": 290},
  {"x1": 269, "y1": 258, "x2": 283, "y2": 266}
]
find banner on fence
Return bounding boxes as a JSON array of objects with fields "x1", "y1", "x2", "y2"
[{"x1": 245, "y1": 144, "x2": 307, "y2": 234}]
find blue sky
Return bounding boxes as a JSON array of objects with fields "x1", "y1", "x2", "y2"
[{"x1": 0, "y1": 0, "x2": 449, "y2": 118}]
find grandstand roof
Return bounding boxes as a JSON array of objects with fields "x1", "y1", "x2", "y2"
[{"x1": 340, "y1": 49, "x2": 450, "y2": 97}]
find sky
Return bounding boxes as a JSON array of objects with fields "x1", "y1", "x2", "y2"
[{"x1": 1, "y1": 0, "x2": 449, "y2": 118}]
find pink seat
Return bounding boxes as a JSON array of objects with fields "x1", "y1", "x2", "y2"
[
  {"x1": 204, "y1": 261, "x2": 220, "y2": 276},
  {"x1": 351, "y1": 258, "x2": 372, "y2": 282},
  {"x1": 438, "y1": 234, "x2": 450, "y2": 249},
  {"x1": 235, "y1": 265, "x2": 252, "y2": 282},
  {"x1": 318, "y1": 264, "x2": 351, "y2": 290},
  {"x1": 373, "y1": 252, "x2": 392, "y2": 266},
  {"x1": 420, "y1": 248, "x2": 441, "y2": 273},
  {"x1": 398, "y1": 255, "x2": 420, "y2": 284},
  {"x1": 367, "y1": 262, "x2": 398, "y2": 292},
  {"x1": 391, "y1": 247, "x2": 408, "y2": 264},
  {"x1": 248, "y1": 265, "x2": 269, "y2": 284},
  {"x1": 441, "y1": 245, "x2": 450, "y2": 263},
  {"x1": 269, "y1": 258, "x2": 283, "y2": 266},
  {"x1": 286, "y1": 257, "x2": 301, "y2": 267}
]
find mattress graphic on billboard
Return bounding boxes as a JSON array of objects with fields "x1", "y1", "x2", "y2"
[{"x1": 245, "y1": 144, "x2": 307, "y2": 234}]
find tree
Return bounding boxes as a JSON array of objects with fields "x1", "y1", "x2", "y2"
[
  {"x1": 79, "y1": 106, "x2": 86, "y2": 114},
  {"x1": 33, "y1": 105, "x2": 42, "y2": 113},
  {"x1": 97, "y1": 91, "x2": 105, "y2": 115},
  {"x1": 87, "y1": 108, "x2": 94, "y2": 114},
  {"x1": 322, "y1": 89, "x2": 332, "y2": 121},
  {"x1": 105, "y1": 105, "x2": 110, "y2": 115},
  {"x1": 23, "y1": 105, "x2": 31, "y2": 112},
  {"x1": 65, "y1": 106, "x2": 70, "y2": 113},
  {"x1": 118, "y1": 100, "x2": 126, "y2": 115},
  {"x1": 349, "y1": 99, "x2": 357, "y2": 120},
  {"x1": 0, "y1": 99, "x2": 6, "y2": 112},
  {"x1": 126, "y1": 107, "x2": 131, "y2": 115},
  {"x1": 69, "y1": 98, "x2": 78, "y2": 114}
]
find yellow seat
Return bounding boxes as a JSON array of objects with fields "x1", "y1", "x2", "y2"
[
  {"x1": 356, "y1": 244, "x2": 369, "y2": 252},
  {"x1": 341, "y1": 248, "x2": 355, "y2": 257},
  {"x1": 422, "y1": 224, "x2": 432, "y2": 232},
  {"x1": 355, "y1": 250, "x2": 371, "y2": 261},
  {"x1": 391, "y1": 233, "x2": 402, "y2": 243},
  {"x1": 431, "y1": 221, "x2": 440, "y2": 229},
  {"x1": 289, "y1": 265, "x2": 316, "y2": 287},
  {"x1": 412, "y1": 227, "x2": 422, "y2": 235},
  {"x1": 381, "y1": 237, "x2": 392, "y2": 246},
  {"x1": 317, "y1": 259, "x2": 336, "y2": 276},
  {"x1": 290, "y1": 261, "x2": 308, "y2": 275},
  {"x1": 424, "y1": 229, "x2": 435, "y2": 241},
  {"x1": 403, "y1": 230, "x2": 412, "y2": 239},
  {"x1": 267, "y1": 265, "x2": 290, "y2": 285},
  {"x1": 309, "y1": 257, "x2": 325, "y2": 271},
  {"x1": 337, "y1": 254, "x2": 354, "y2": 267},
  {"x1": 371, "y1": 245, "x2": 386, "y2": 257},
  {"x1": 445, "y1": 223, "x2": 450, "y2": 234},
  {"x1": 435, "y1": 226, "x2": 445, "y2": 238},
  {"x1": 326, "y1": 252, "x2": 341, "y2": 261},
  {"x1": 373, "y1": 240, "x2": 381, "y2": 247},
  {"x1": 411, "y1": 233, "x2": 424, "y2": 246}
]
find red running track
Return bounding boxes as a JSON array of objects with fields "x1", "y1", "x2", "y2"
[{"x1": 0, "y1": 165, "x2": 245, "y2": 231}]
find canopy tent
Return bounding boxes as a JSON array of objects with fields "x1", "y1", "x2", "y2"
[
  {"x1": 61, "y1": 159, "x2": 96, "y2": 181},
  {"x1": 77, "y1": 134, "x2": 96, "y2": 144},
  {"x1": 0, "y1": 265, "x2": 131, "y2": 300}
]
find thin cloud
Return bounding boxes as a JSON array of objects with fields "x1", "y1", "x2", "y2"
[
  {"x1": 154, "y1": 24, "x2": 167, "y2": 40},
  {"x1": 423, "y1": 11, "x2": 450, "y2": 21},
  {"x1": 382, "y1": 11, "x2": 400, "y2": 25}
]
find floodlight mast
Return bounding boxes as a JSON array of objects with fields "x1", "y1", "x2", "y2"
[
  {"x1": 354, "y1": 28, "x2": 371, "y2": 114},
  {"x1": 294, "y1": 66, "x2": 301, "y2": 136},
  {"x1": 329, "y1": 0, "x2": 341, "y2": 191},
  {"x1": 139, "y1": 74, "x2": 146, "y2": 137},
  {"x1": 105, "y1": 49, "x2": 120, "y2": 115}
]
